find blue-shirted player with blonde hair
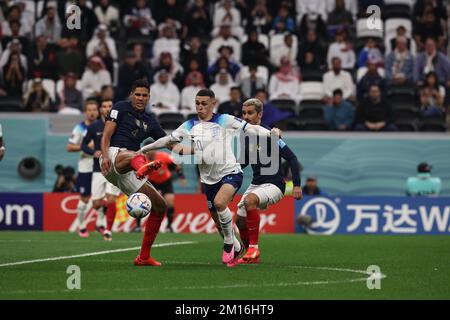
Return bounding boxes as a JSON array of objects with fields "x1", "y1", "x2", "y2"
[{"x1": 236, "y1": 98, "x2": 303, "y2": 264}]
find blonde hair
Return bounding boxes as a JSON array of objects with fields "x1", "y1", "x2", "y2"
[{"x1": 243, "y1": 98, "x2": 263, "y2": 113}]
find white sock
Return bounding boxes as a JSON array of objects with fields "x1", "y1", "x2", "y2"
[
  {"x1": 233, "y1": 233, "x2": 242, "y2": 252},
  {"x1": 217, "y1": 208, "x2": 242, "y2": 252},
  {"x1": 217, "y1": 207, "x2": 234, "y2": 245},
  {"x1": 96, "y1": 206, "x2": 106, "y2": 228},
  {"x1": 77, "y1": 199, "x2": 92, "y2": 229}
]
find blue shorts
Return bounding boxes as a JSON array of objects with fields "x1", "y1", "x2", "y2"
[
  {"x1": 202, "y1": 173, "x2": 243, "y2": 212},
  {"x1": 76, "y1": 172, "x2": 92, "y2": 196}
]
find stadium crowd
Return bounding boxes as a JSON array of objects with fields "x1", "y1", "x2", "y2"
[{"x1": 0, "y1": 0, "x2": 449, "y2": 131}]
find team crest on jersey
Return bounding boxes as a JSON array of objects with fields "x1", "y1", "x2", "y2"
[
  {"x1": 210, "y1": 126, "x2": 220, "y2": 138},
  {"x1": 135, "y1": 119, "x2": 149, "y2": 132}
]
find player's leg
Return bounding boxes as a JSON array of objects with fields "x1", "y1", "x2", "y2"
[
  {"x1": 114, "y1": 150, "x2": 136, "y2": 173},
  {"x1": 235, "y1": 215, "x2": 249, "y2": 248},
  {"x1": 236, "y1": 186, "x2": 256, "y2": 250},
  {"x1": 213, "y1": 183, "x2": 244, "y2": 264},
  {"x1": 93, "y1": 198, "x2": 106, "y2": 234},
  {"x1": 163, "y1": 192, "x2": 175, "y2": 232},
  {"x1": 241, "y1": 184, "x2": 284, "y2": 263},
  {"x1": 114, "y1": 150, "x2": 160, "y2": 178},
  {"x1": 208, "y1": 210, "x2": 224, "y2": 239},
  {"x1": 101, "y1": 150, "x2": 167, "y2": 265},
  {"x1": 241, "y1": 193, "x2": 261, "y2": 262},
  {"x1": 159, "y1": 179, "x2": 175, "y2": 232},
  {"x1": 103, "y1": 194, "x2": 117, "y2": 241},
  {"x1": 77, "y1": 195, "x2": 92, "y2": 237},
  {"x1": 76, "y1": 172, "x2": 93, "y2": 237},
  {"x1": 103, "y1": 182, "x2": 120, "y2": 241},
  {"x1": 91, "y1": 172, "x2": 107, "y2": 236},
  {"x1": 135, "y1": 182, "x2": 167, "y2": 266}
]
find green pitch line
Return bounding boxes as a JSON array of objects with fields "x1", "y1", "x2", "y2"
[{"x1": 0, "y1": 232, "x2": 449, "y2": 300}]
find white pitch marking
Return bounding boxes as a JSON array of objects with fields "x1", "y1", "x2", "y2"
[
  {"x1": 168, "y1": 277, "x2": 371, "y2": 290},
  {"x1": 0, "y1": 278, "x2": 370, "y2": 295},
  {"x1": 163, "y1": 265, "x2": 387, "y2": 290},
  {"x1": 0, "y1": 239, "x2": 142, "y2": 243},
  {"x1": 287, "y1": 265, "x2": 386, "y2": 275},
  {"x1": 0, "y1": 241, "x2": 197, "y2": 268},
  {"x1": 0, "y1": 263, "x2": 387, "y2": 295}
]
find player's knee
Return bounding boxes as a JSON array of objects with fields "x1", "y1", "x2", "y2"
[
  {"x1": 106, "y1": 197, "x2": 116, "y2": 206},
  {"x1": 243, "y1": 195, "x2": 258, "y2": 210},
  {"x1": 92, "y1": 199, "x2": 102, "y2": 209},
  {"x1": 213, "y1": 199, "x2": 227, "y2": 212},
  {"x1": 165, "y1": 194, "x2": 175, "y2": 207}
]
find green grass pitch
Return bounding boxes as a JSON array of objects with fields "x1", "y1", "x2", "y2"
[{"x1": 0, "y1": 232, "x2": 449, "y2": 299}]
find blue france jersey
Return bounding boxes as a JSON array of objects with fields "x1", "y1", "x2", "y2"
[
  {"x1": 108, "y1": 100, "x2": 166, "y2": 151},
  {"x1": 242, "y1": 124, "x2": 301, "y2": 193}
]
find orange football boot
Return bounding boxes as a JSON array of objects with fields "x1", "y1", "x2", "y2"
[
  {"x1": 134, "y1": 255, "x2": 162, "y2": 266},
  {"x1": 242, "y1": 247, "x2": 260, "y2": 264},
  {"x1": 136, "y1": 160, "x2": 162, "y2": 179}
]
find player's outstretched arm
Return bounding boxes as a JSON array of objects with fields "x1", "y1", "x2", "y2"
[
  {"x1": 244, "y1": 123, "x2": 281, "y2": 138},
  {"x1": 169, "y1": 143, "x2": 194, "y2": 155},
  {"x1": 140, "y1": 135, "x2": 194, "y2": 155},
  {"x1": 81, "y1": 126, "x2": 95, "y2": 156},
  {"x1": 66, "y1": 142, "x2": 81, "y2": 152},
  {"x1": 140, "y1": 135, "x2": 177, "y2": 153},
  {"x1": 67, "y1": 124, "x2": 82, "y2": 152}
]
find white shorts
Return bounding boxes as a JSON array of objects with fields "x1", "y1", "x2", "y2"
[
  {"x1": 237, "y1": 183, "x2": 284, "y2": 217},
  {"x1": 100, "y1": 147, "x2": 147, "y2": 196},
  {"x1": 91, "y1": 172, "x2": 121, "y2": 200}
]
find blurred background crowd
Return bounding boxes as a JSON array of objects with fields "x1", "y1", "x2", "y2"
[{"x1": 0, "y1": 0, "x2": 449, "y2": 132}]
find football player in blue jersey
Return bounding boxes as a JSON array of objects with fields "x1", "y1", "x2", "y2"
[
  {"x1": 236, "y1": 98, "x2": 303, "y2": 264},
  {"x1": 100, "y1": 79, "x2": 186, "y2": 266}
]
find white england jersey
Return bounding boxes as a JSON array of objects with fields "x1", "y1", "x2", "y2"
[
  {"x1": 68, "y1": 121, "x2": 93, "y2": 173},
  {"x1": 171, "y1": 114, "x2": 247, "y2": 185}
]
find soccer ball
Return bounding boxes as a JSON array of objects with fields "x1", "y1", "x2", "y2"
[{"x1": 126, "y1": 193, "x2": 152, "y2": 219}]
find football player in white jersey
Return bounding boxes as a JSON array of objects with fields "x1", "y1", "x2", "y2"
[
  {"x1": 66, "y1": 100, "x2": 99, "y2": 237},
  {"x1": 141, "y1": 89, "x2": 280, "y2": 266}
]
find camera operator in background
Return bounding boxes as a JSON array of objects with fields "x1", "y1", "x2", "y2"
[
  {"x1": 53, "y1": 164, "x2": 77, "y2": 192},
  {"x1": 406, "y1": 162, "x2": 442, "y2": 197}
]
